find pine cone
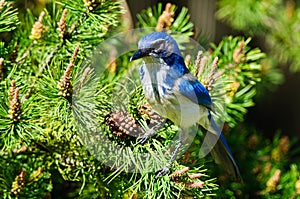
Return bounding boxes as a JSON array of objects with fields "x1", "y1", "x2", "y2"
[
  {"x1": 105, "y1": 104, "x2": 164, "y2": 139},
  {"x1": 105, "y1": 110, "x2": 142, "y2": 138}
]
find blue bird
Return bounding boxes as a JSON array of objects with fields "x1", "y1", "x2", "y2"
[{"x1": 130, "y1": 32, "x2": 242, "y2": 181}]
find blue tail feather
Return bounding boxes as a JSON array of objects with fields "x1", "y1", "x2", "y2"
[{"x1": 208, "y1": 113, "x2": 243, "y2": 182}]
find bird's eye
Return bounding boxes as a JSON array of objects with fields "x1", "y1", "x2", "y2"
[{"x1": 145, "y1": 48, "x2": 155, "y2": 54}]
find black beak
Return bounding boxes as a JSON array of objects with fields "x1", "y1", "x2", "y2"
[{"x1": 130, "y1": 49, "x2": 149, "y2": 61}]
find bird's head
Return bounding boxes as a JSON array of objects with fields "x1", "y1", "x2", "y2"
[{"x1": 130, "y1": 32, "x2": 182, "y2": 61}]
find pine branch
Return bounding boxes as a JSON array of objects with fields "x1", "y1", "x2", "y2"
[{"x1": 0, "y1": 0, "x2": 20, "y2": 33}]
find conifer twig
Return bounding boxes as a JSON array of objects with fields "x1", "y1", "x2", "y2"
[
  {"x1": 16, "y1": 46, "x2": 31, "y2": 64},
  {"x1": 8, "y1": 44, "x2": 18, "y2": 63},
  {"x1": 25, "y1": 45, "x2": 59, "y2": 99},
  {"x1": 37, "y1": 46, "x2": 59, "y2": 77},
  {"x1": 8, "y1": 81, "x2": 22, "y2": 122},
  {"x1": 73, "y1": 66, "x2": 92, "y2": 95},
  {"x1": 58, "y1": 46, "x2": 79, "y2": 98}
]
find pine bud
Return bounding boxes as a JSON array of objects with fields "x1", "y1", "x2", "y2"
[
  {"x1": 156, "y1": 3, "x2": 174, "y2": 31},
  {"x1": 0, "y1": 0, "x2": 5, "y2": 10},
  {"x1": 57, "y1": 9, "x2": 68, "y2": 39},
  {"x1": 10, "y1": 170, "x2": 26, "y2": 196},
  {"x1": 271, "y1": 136, "x2": 290, "y2": 162},
  {"x1": 188, "y1": 173, "x2": 202, "y2": 179},
  {"x1": 58, "y1": 46, "x2": 79, "y2": 98},
  {"x1": 185, "y1": 181, "x2": 205, "y2": 189},
  {"x1": 28, "y1": 167, "x2": 43, "y2": 183},
  {"x1": 84, "y1": 0, "x2": 102, "y2": 11},
  {"x1": 286, "y1": 0, "x2": 295, "y2": 20},
  {"x1": 248, "y1": 134, "x2": 259, "y2": 150},
  {"x1": 194, "y1": 51, "x2": 207, "y2": 79},
  {"x1": 8, "y1": 81, "x2": 22, "y2": 122},
  {"x1": 9, "y1": 80, "x2": 16, "y2": 100},
  {"x1": 29, "y1": 11, "x2": 45, "y2": 41},
  {"x1": 263, "y1": 162, "x2": 272, "y2": 174},
  {"x1": 266, "y1": 169, "x2": 281, "y2": 193},
  {"x1": 73, "y1": 67, "x2": 92, "y2": 95},
  {"x1": 185, "y1": 54, "x2": 191, "y2": 67},
  {"x1": 295, "y1": 176, "x2": 300, "y2": 195},
  {"x1": 204, "y1": 57, "x2": 224, "y2": 91},
  {"x1": 233, "y1": 40, "x2": 245, "y2": 64},
  {"x1": 0, "y1": 57, "x2": 4, "y2": 80},
  {"x1": 170, "y1": 167, "x2": 190, "y2": 177}
]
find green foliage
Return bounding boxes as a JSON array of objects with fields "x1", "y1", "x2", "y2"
[
  {"x1": 0, "y1": 1, "x2": 296, "y2": 198},
  {"x1": 216, "y1": 0, "x2": 276, "y2": 33},
  {"x1": 215, "y1": 125, "x2": 300, "y2": 198},
  {"x1": 137, "y1": 3, "x2": 210, "y2": 47},
  {"x1": 217, "y1": 0, "x2": 300, "y2": 72},
  {"x1": 0, "y1": 0, "x2": 123, "y2": 198},
  {"x1": 136, "y1": 3, "x2": 195, "y2": 38},
  {"x1": 0, "y1": 0, "x2": 19, "y2": 33},
  {"x1": 210, "y1": 36, "x2": 265, "y2": 127},
  {"x1": 0, "y1": 150, "x2": 52, "y2": 198}
]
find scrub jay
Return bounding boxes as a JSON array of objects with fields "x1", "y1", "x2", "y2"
[{"x1": 130, "y1": 32, "x2": 242, "y2": 181}]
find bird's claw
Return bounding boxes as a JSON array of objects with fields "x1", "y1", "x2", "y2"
[
  {"x1": 136, "y1": 136, "x2": 148, "y2": 145},
  {"x1": 135, "y1": 128, "x2": 156, "y2": 146},
  {"x1": 155, "y1": 167, "x2": 170, "y2": 180}
]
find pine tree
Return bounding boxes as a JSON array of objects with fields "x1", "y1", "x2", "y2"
[
  {"x1": 216, "y1": 0, "x2": 300, "y2": 72},
  {"x1": 1, "y1": 1, "x2": 294, "y2": 198}
]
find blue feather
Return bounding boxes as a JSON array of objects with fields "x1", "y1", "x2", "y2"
[{"x1": 177, "y1": 74, "x2": 212, "y2": 109}]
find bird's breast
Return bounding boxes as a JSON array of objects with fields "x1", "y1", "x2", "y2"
[
  {"x1": 140, "y1": 62, "x2": 205, "y2": 127},
  {"x1": 140, "y1": 61, "x2": 174, "y2": 103}
]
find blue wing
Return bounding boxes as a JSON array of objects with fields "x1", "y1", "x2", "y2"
[{"x1": 176, "y1": 73, "x2": 212, "y2": 109}]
